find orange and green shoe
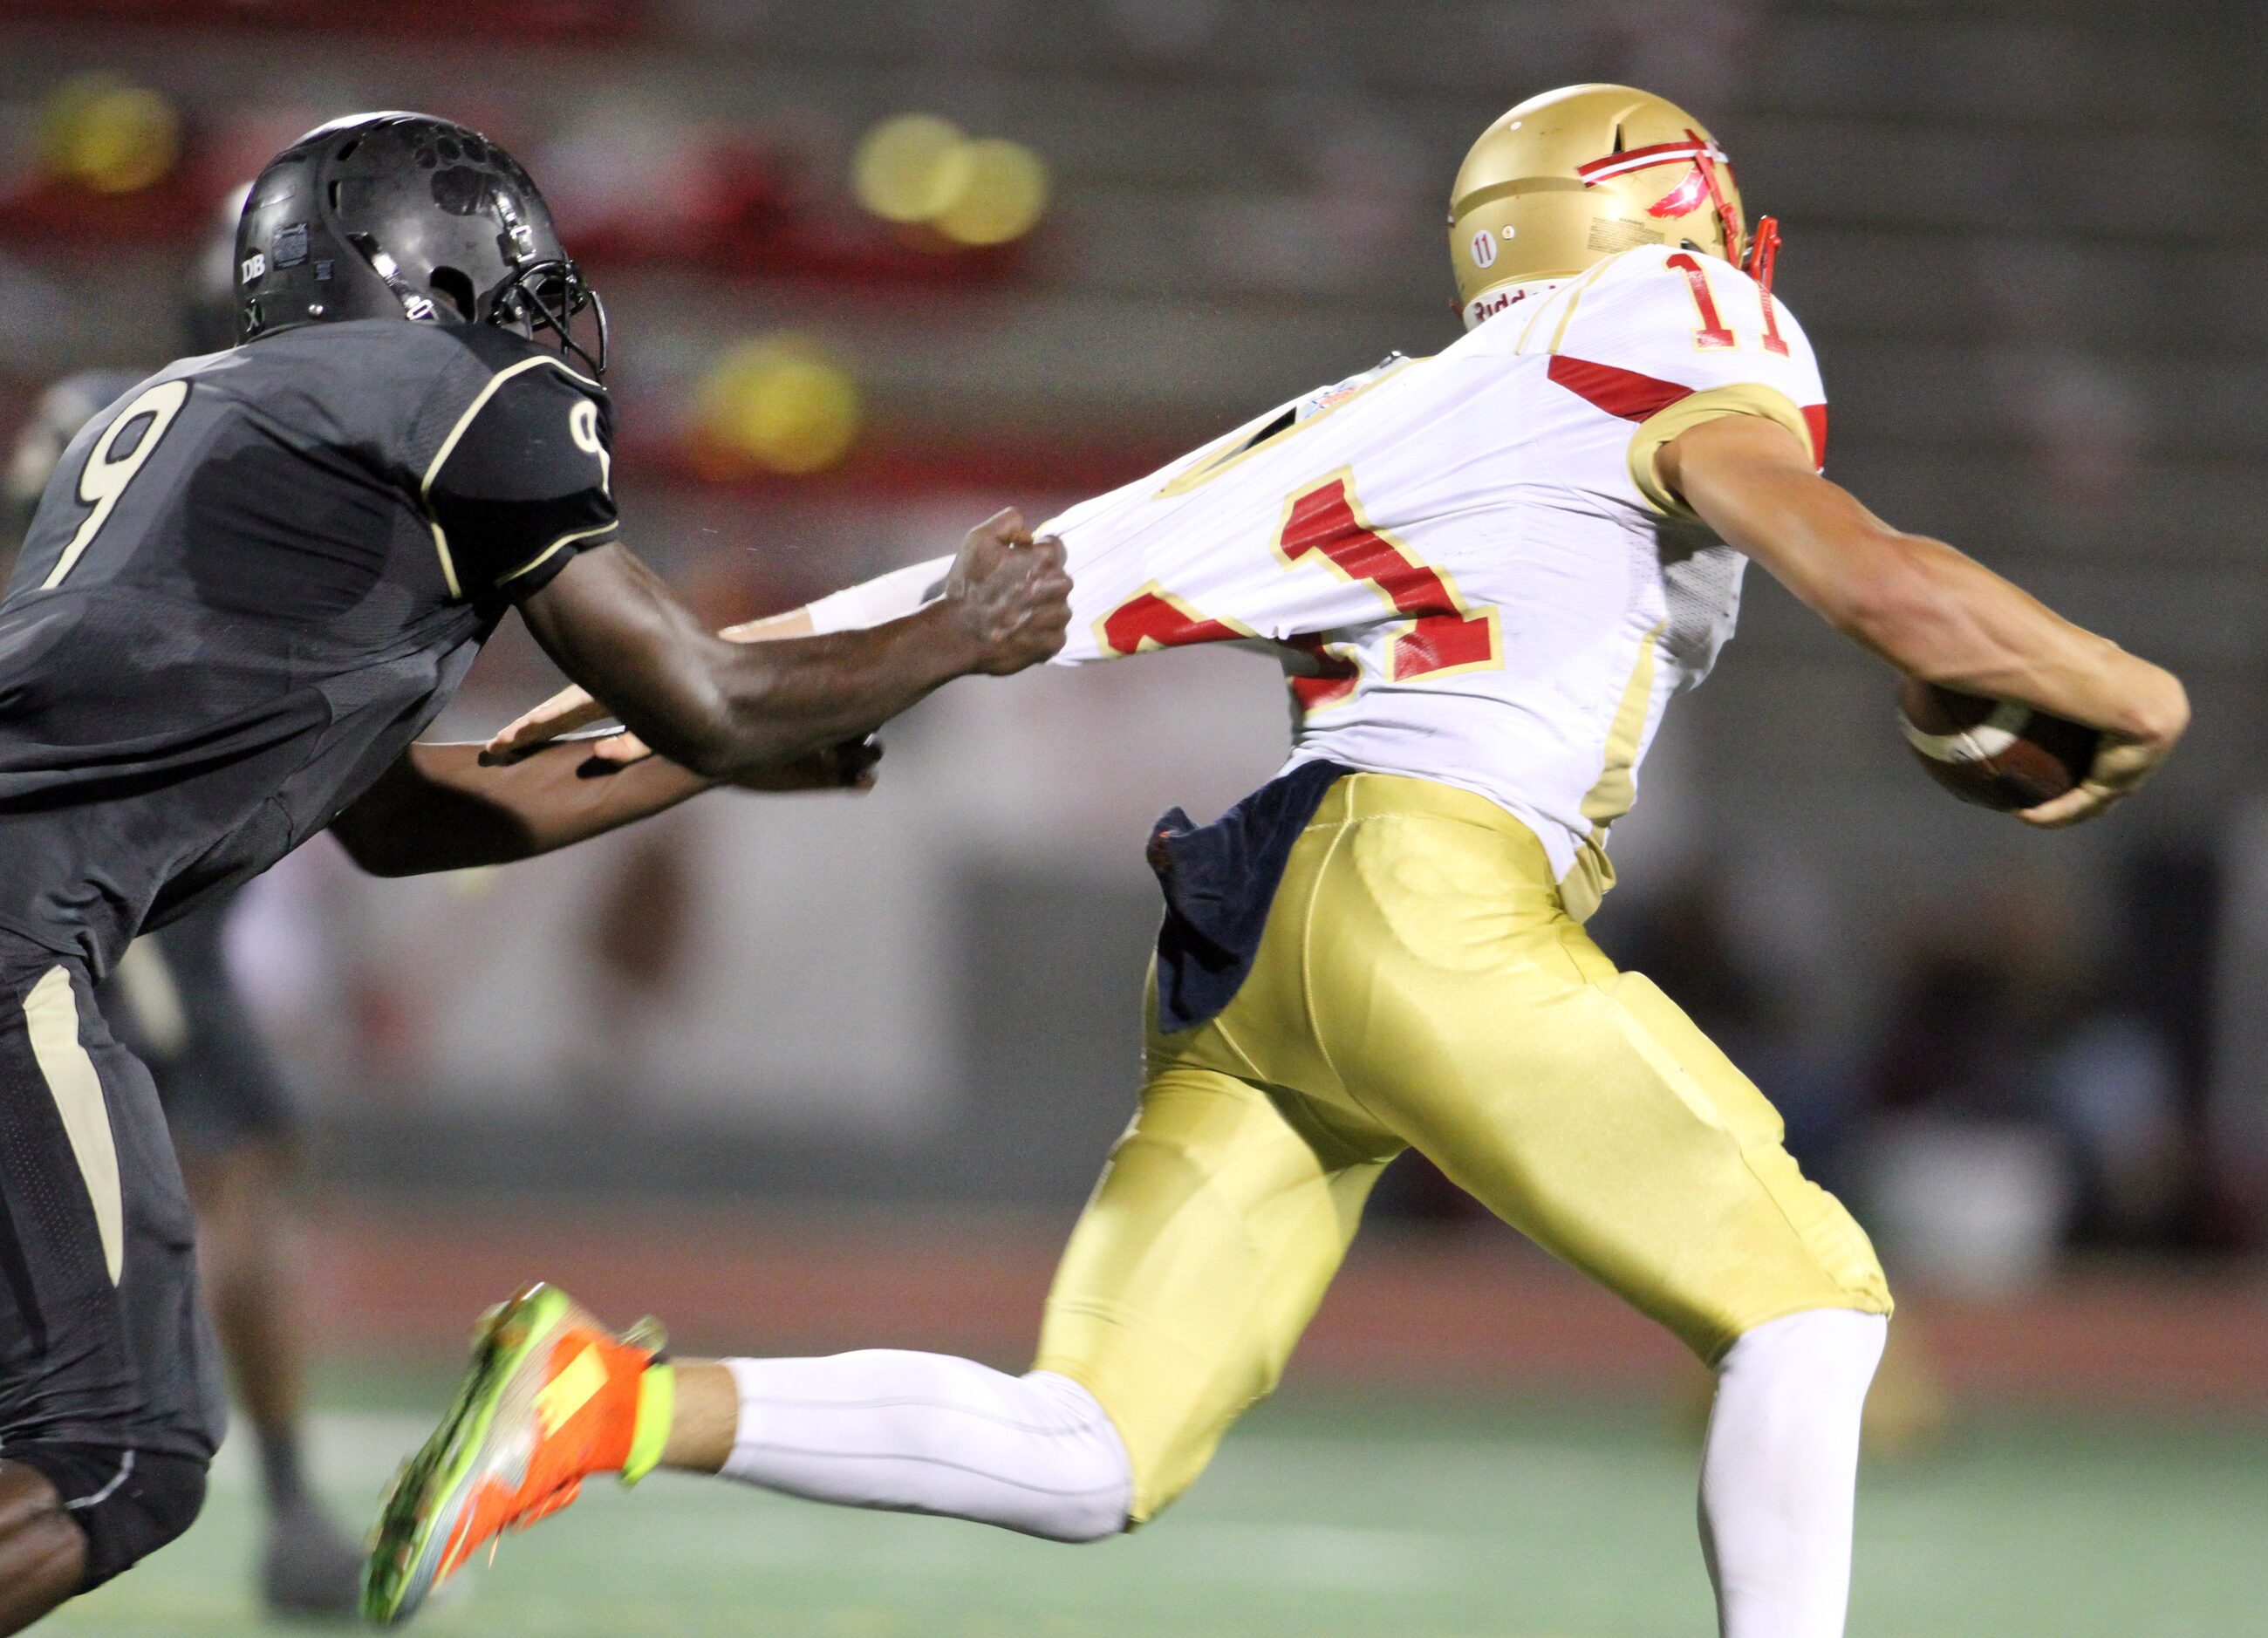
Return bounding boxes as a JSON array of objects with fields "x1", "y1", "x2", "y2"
[{"x1": 361, "y1": 1283, "x2": 674, "y2": 1627}]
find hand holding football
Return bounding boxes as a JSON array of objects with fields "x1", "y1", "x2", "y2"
[{"x1": 1896, "y1": 680, "x2": 2101, "y2": 812}]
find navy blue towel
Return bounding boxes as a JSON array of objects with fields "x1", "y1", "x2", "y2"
[{"x1": 1147, "y1": 760, "x2": 1351, "y2": 1034}]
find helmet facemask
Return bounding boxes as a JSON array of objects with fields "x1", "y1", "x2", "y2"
[{"x1": 487, "y1": 258, "x2": 608, "y2": 379}]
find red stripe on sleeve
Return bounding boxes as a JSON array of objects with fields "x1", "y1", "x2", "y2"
[
  {"x1": 1545, "y1": 354, "x2": 1695, "y2": 422},
  {"x1": 1802, "y1": 404, "x2": 1828, "y2": 468}
]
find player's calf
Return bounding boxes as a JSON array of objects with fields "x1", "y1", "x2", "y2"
[
  {"x1": 705, "y1": 1352, "x2": 1131, "y2": 1543},
  {"x1": 1700, "y1": 1307, "x2": 1887, "y2": 1638}
]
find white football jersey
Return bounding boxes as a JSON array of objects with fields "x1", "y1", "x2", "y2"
[{"x1": 1037, "y1": 243, "x2": 1826, "y2": 916}]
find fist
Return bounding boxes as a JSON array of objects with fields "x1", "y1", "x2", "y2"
[{"x1": 945, "y1": 508, "x2": 1073, "y2": 675}]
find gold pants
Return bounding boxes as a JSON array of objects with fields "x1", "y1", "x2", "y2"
[{"x1": 1032, "y1": 774, "x2": 1890, "y2": 1523}]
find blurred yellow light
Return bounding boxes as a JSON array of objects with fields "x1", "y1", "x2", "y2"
[
  {"x1": 698, "y1": 336, "x2": 861, "y2": 476},
  {"x1": 932, "y1": 138, "x2": 1050, "y2": 246},
  {"x1": 40, "y1": 74, "x2": 181, "y2": 195},
  {"x1": 852, "y1": 113, "x2": 969, "y2": 225}
]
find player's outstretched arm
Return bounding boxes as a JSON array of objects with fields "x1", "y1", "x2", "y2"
[
  {"x1": 514, "y1": 509, "x2": 1068, "y2": 782},
  {"x1": 487, "y1": 556, "x2": 961, "y2": 763},
  {"x1": 482, "y1": 600, "x2": 825, "y2": 762},
  {"x1": 1659, "y1": 414, "x2": 2189, "y2": 828},
  {"x1": 327, "y1": 734, "x2": 882, "y2": 877}
]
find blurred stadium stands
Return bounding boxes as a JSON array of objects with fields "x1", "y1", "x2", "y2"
[{"x1": 2, "y1": 1, "x2": 2265, "y2": 1393}]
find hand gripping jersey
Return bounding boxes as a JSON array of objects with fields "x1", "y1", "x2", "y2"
[
  {"x1": 0, "y1": 321, "x2": 619, "y2": 973},
  {"x1": 1042, "y1": 243, "x2": 1826, "y2": 917}
]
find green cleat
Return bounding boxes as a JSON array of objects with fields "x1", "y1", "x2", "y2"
[{"x1": 362, "y1": 1283, "x2": 672, "y2": 1627}]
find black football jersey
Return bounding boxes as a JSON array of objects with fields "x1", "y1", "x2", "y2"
[{"x1": 0, "y1": 319, "x2": 618, "y2": 975}]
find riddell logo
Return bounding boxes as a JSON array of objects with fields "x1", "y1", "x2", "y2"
[{"x1": 1465, "y1": 286, "x2": 1531, "y2": 324}]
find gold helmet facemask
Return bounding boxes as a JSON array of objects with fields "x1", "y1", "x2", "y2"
[{"x1": 1449, "y1": 83, "x2": 1780, "y2": 331}]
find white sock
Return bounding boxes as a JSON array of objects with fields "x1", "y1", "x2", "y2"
[
  {"x1": 1698, "y1": 1308, "x2": 1889, "y2": 1638},
  {"x1": 721, "y1": 1353, "x2": 1131, "y2": 1543}
]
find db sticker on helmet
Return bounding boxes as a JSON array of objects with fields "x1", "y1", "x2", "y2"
[{"x1": 1470, "y1": 229, "x2": 1497, "y2": 270}]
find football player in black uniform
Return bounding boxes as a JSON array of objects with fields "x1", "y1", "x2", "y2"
[
  {"x1": 0, "y1": 111, "x2": 1070, "y2": 1631},
  {"x1": 2, "y1": 191, "x2": 370, "y2": 1618}
]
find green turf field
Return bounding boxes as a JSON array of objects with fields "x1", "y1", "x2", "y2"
[{"x1": 51, "y1": 1369, "x2": 2265, "y2": 1637}]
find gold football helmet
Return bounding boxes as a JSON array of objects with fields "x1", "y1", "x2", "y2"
[{"x1": 1449, "y1": 83, "x2": 1779, "y2": 329}]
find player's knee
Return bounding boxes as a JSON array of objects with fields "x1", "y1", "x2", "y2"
[
  {"x1": 1101, "y1": 1421, "x2": 1223, "y2": 1536},
  {"x1": 1035, "y1": 1375, "x2": 1237, "y2": 1536},
  {"x1": 9, "y1": 1443, "x2": 208, "y2": 1590},
  {"x1": 1018, "y1": 1371, "x2": 1134, "y2": 1544},
  {"x1": 86, "y1": 1449, "x2": 207, "y2": 1588},
  {"x1": 1719, "y1": 1306, "x2": 1888, "y2": 1395}
]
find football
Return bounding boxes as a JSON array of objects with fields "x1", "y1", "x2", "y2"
[{"x1": 1896, "y1": 679, "x2": 2101, "y2": 811}]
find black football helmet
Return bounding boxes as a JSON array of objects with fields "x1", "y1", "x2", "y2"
[{"x1": 234, "y1": 112, "x2": 605, "y2": 375}]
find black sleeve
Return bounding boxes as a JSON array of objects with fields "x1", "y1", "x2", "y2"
[{"x1": 425, "y1": 360, "x2": 619, "y2": 601}]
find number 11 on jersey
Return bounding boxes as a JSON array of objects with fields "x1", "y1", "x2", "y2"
[
  {"x1": 1275, "y1": 468, "x2": 1500, "y2": 684},
  {"x1": 1094, "y1": 468, "x2": 1501, "y2": 712},
  {"x1": 1665, "y1": 251, "x2": 1788, "y2": 358}
]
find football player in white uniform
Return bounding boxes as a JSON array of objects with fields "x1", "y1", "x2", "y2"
[{"x1": 371, "y1": 85, "x2": 2187, "y2": 1637}]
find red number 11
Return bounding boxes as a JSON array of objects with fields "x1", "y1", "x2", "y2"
[
  {"x1": 1665, "y1": 251, "x2": 1736, "y2": 350},
  {"x1": 1275, "y1": 470, "x2": 1499, "y2": 682},
  {"x1": 1666, "y1": 250, "x2": 1788, "y2": 357}
]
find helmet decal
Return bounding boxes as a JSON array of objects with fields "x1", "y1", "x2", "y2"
[
  {"x1": 1645, "y1": 166, "x2": 1711, "y2": 220},
  {"x1": 1578, "y1": 129, "x2": 1744, "y2": 269}
]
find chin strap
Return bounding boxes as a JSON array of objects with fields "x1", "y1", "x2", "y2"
[
  {"x1": 365, "y1": 248, "x2": 441, "y2": 324},
  {"x1": 1744, "y1": 215, "x2": 1782, "y2": 294}
]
